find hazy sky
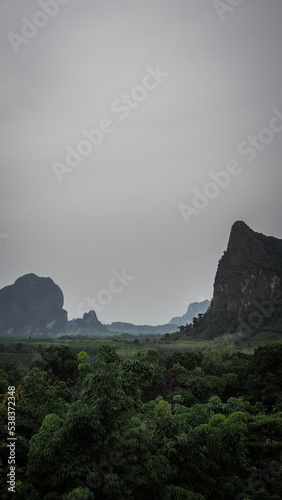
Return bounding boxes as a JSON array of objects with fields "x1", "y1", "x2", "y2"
[{"x1": 1, "y1": 0, "x2": 282, "y2": 325}]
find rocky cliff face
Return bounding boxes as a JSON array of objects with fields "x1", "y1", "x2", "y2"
[
  {"x1": 213, "y1": 221, "x2": 282, "y2": 313},
  {"x1": 206, "y1": 221, "x2": 282, "y2": 335},
  {"x1": 0, "y1": 273, "x2": 67, "y2": 336},
  {"x1": 170, "y1": 300, "x2": 210, "y2": 327}
]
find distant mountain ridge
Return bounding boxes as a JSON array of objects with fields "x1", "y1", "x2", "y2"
[
  {"x1": 67, "y1": 310, "x2": 108, "y2": 335},
  {"x1": 169, "y1": 300, "x2": 210, "y2": 327},
  {"x1": 106, "y1": 322, "x2": 178, "y2": 335},
  {"x1": 0, "y1": 274, "x2": 179, "y2": 337},
  {"x1": 2, "y1": 221, "x2": 281, "y2": 340}
]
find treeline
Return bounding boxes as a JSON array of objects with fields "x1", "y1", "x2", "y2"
[{"x1": 1, "y1": 343, "x2": 282, "y2": 499}]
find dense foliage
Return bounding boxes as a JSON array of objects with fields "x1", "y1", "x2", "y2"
[{"x1": 1, "y1": 342, "x2": 282, "y2": 499}]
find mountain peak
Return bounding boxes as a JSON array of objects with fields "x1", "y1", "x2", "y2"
[
  {"x1": 227, "y1": 221, "x2": 256, "y2": 254},
  {"x1": 190, "y1": 223, "x2": 282, "y2": 338},
  {"x1": 231, "y1": 220, "x2": 250, "y2": 230}
]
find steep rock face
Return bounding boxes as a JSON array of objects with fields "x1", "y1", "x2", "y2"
[
  {"x1": 170, "y1": 300, "x2": 210, "y2": 326},
  {"x1": 213, "y1": 221, "x2": 282, "y2": 315},
  {"x1": 206, "y1": 221, "x2": 282, "y2": 335},
  {"x1": 0, "y1": 273, "x2": 67, "y2": 336}
]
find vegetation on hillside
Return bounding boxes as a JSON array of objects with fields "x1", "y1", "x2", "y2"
[{"x1": 1, "y1": 340, "x2": 282, "y2": 499}]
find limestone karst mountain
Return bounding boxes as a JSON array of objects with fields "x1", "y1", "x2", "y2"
[
  {"x1": 186, "y1": 221, "x2": 282, "y2": 338},
  {"x1": 1, "y1": 222, "x2": 281, "y2": 340},
  {"x1": 0, "y1": 273, "x2": 67, "y2": 336}
]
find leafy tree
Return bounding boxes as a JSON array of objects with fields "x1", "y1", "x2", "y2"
[
  {"x1": 2, "y1": 341, "x2": 282, "y2": 499},
  {"x1": 35, "y1": 345, "x2": 78, "y2": 384},
  {"x1": 165, "y1": 351, "x2": 203, "y2": 371},
  {"x1": 247, "y1": 343, "x2": 282, "y2": 409}
]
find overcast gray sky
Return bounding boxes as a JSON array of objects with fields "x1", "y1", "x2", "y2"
[{"x1": 1, "y1": 0, "x2": 282, "y2": 325}]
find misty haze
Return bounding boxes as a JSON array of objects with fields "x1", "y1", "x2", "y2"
[{"x1": 1, "y1": 1, "x2": 282, "y2": 499}]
